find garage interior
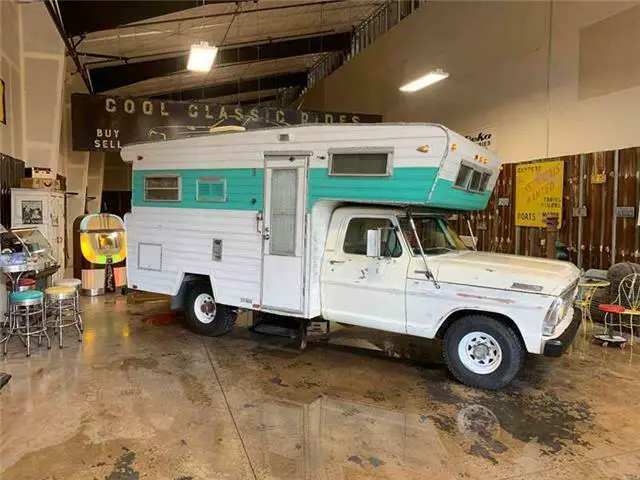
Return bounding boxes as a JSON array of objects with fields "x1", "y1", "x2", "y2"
[{"x1": 1, "y1": 1, "x2": 640, "y2": 479}]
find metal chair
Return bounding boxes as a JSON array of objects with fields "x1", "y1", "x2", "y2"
[
  {"x1": 3, "y1": 290, "x2": 49, "y2": 356},
  {"x1": 599, "y1": 273, "x2": 640, "y2": 345},
  {"x1": 45, "y1": 286, "x2": 82, "y2": 348},
  {"x1": 54, "y1": 278, "x2": 83, "y2": 332}
]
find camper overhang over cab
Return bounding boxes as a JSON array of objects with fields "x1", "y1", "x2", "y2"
[{"x1": 121, "y1": 123, "x2": 581, "y2": 389}]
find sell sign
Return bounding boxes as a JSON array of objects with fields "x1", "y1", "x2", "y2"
[{"x1": 515, "y1": 160, "x2": 564, "y2": 228}]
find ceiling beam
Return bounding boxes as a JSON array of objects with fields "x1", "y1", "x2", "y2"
[
  {"x1": 58, "y1": 0, "x2": 241, "y2": 37},
  {"x1": 89, "y1": 32, "x2": 350, "y2": 93},
  {"x1": 45, "y1": 0, "x2": 93, "y2": 92},
  {"x1": 127, "y1": 0, "x2": 346, "y2": 29},
  {"x1": 155, "y1": 72, "x2": 308, "y2": 101},
  {"x1": 236, "y1": 95, "x2": 278, "y2": 106}
]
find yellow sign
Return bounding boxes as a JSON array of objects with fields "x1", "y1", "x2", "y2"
[
  {"x1": 0, "y1": 79, "x2": 5, "y2": 125},
  {"x1": 515, "y1": 161, "x2": 564, "y2": 227}
]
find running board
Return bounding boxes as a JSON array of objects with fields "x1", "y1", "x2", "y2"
[{"x1": 250, "y1": 314, "x2": 330, "y2": 349}]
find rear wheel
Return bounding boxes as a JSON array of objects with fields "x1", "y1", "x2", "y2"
[
  {"x1": 185, "y1": 281, "x2": 237, "y2": 336},
  {"x1": 443, "y1": 315, "x2": 524, "y2": 390}
]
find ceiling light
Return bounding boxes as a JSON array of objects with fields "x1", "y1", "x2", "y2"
[
  {"x1": 399, "y1": 69, "x2": 449, "y2": 92},
  {"x1": 187, "y1": 42, "x2": 218, "y2": 72}
]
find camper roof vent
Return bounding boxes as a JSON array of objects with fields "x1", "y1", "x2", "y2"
[{"x1": 278, "y1": 133, "x2": 291, "y2": 142}]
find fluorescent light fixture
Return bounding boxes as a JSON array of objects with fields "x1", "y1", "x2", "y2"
[
  {"x1": 187, "y1": 42, "x2": 218, "y2": 72},
  {"x1": 399, "y1": 69, "x2": 449, "y2": 92}
]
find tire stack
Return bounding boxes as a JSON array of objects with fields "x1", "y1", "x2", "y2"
[{"x1": 590, "y1": 262, "x2": 640, "y2": 322}]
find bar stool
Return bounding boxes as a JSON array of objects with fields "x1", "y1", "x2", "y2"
[
  {"x1": 54, "y1": 278, "x2": 83, "y2": 332},
  {"x1": 3, "y1": 290, "x2": 49, "y2": 356},
  {"x1": 46, "y1": 286, "x2": 82, "y2": 348},
  {"x1": 8, "y1": 277, "x2": 37, "y2": 292},
  {"x1": 2, "y1": 278, "x2": 37, "y2": 345}
]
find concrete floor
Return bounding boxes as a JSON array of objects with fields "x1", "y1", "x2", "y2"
[{"x1": 1, "y1": 294, "x2": 640, "y2": 480}]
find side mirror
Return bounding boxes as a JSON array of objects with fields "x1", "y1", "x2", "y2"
[{"x1": 366, "y1": 229, "x2": 381, "y2": 258}]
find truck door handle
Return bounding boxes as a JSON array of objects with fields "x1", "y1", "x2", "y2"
[
  {"x1": 329, "y1": 260, "x2": 345, "y2": 265},
  {"x1": 414, "y1": 270, "x2": 428, "y2": 275}
]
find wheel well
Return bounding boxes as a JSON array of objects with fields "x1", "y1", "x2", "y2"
[
  {"x1": 171, "y1": 273, "x2": 211, "y2": 310},
  {"x1": 435, "y1": 309, "x2": 526, "y2": 347}
]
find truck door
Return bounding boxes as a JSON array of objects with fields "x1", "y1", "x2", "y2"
[
  {"x1": 261, "y1": 155, "x2": 307, "y2": 313},
  {"x1": 322, "y1": 216, "x2": 409, "y2": 334}
]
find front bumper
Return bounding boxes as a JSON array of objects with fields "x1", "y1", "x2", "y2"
[{"x1": 542, "y1": 314, "x2": 581, "y2": 357}]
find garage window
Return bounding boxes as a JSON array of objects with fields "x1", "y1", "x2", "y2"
[
  {"x1": 329, "y1": 152, "x2": 391, "y2": 176},
  {"x1": 144, "y1": 175, "x2": 181, "y2": 201}
]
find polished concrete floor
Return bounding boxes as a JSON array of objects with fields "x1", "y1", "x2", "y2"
[{"x1": 1, "y1": 294, "x2": 640, "y2": 480}]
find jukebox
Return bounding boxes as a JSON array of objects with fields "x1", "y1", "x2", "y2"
[{"x1": 73, "y1": 214, "x2": 127, "y2": 296}]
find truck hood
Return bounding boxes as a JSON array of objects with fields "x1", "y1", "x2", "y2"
[{"x1": 426, "y1": 251, "x2": 580, "y2": 296}]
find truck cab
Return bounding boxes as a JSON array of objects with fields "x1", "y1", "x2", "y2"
[{"x1": 320, "y1": 206, "x2": 581, "y2": 389}]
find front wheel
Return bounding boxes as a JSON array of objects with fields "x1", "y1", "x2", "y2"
[
  {"x1": 443, "y1": 315, "x2": 524, "y2": 390},
  {"x1": 185, "y1": 281, "x2": 237, "y2": 336}
]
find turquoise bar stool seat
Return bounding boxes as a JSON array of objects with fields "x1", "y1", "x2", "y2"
[{"x1": 10, "y1": 290, "x2": 44, "y2": 303}]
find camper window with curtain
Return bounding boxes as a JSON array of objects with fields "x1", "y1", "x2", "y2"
[{"x1": 144, "y1": 175, "x2": 181, "y2": 201}]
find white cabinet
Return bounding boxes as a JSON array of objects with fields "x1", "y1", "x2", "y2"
[{"x1": 11, "y1": 188, "x2": 65, "y2": 280}]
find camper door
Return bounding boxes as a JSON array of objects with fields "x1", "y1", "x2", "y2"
[{"x1": 261, "y1": 155, "x2": 307, "y2": 313}]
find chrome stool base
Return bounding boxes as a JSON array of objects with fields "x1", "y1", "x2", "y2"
[
  {"x1": 54, "y1": 279, "x2": 83, "y2": 333},
  {"x1": 46, "y1": 286, "x2": 82, "y2": 348},
  {"x1": 4, "y1": 290, "x2": 49, "y2": 357}
]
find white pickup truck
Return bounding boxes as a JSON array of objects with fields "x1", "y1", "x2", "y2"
[{"x1": 312, "y1": 205, "x2": 581, "y2": 389}]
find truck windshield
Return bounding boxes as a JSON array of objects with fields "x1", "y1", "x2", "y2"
[{"x1": 398, "y1": 216, "x2": 468, "y2": 255}]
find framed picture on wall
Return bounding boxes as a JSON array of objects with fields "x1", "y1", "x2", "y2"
[
  {"x1": 0, "y1": 79, "x2": 5, "y2": 125},
  {"x1": 21, "y1": 200, "x2": 43, "y2": 225}
]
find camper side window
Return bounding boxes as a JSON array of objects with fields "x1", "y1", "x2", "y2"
[
  {"x1": 197, "y1": 177, "x2": 227, "y2": 202},
  {"x1": 454, "y1": 163, "x2": 491, "y2": 193},
  {"x1": 343, "y1": 218, "x2": 402, "y2": 258},
  {"x1": 329, "y1": 152, "x2": 390, "y2": 176},
  {"x1": 144, "y1": 175, "x2": 181, "y2": 201}
]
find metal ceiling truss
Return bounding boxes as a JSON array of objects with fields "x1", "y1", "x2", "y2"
[
  {"x1": 57, "y1": 0, "x2": 241, "y2": 37},
  {"x1": 48, "y1": 0, "x2": 386, "y2": 102},
  {"x1": 88, "y1": 31, "x2": 351, "y2": 93},
  {"x1": 125, "y1": 0, "x2": 346, "y2": 30},
  {"x1": 155, "y1": 71, "x2": 308, "y2": 101}
]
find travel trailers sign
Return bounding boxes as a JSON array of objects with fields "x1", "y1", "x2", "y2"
[{"x1": 71, "y1": 94, "x2": 382, "y2": 151}]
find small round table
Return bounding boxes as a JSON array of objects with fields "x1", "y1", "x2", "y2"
[
  {"x1": 0, "y1": 260, "x2": 49, "y2": 292},
  {"x1": 576, "y1": 280, "x2": 611, "y2": 329}
]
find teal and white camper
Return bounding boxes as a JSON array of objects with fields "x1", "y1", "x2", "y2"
[{"x1": 122, "y1": 123, "x2": 581, "y2": 389}]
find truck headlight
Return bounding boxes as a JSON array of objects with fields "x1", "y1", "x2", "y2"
[
  {"x1": 543, "y1": 294, "x2": 573, "y2": 336},
  {"x1": 543, "y1": 298, "x2": 562, "y2": 336}
]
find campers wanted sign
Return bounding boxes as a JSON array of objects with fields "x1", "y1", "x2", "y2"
[{"x1": 71, "y1": 94, "x2": 382, "y2": 151}]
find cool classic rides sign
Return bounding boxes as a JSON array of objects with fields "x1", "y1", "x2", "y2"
[
  {"x1": 71, "y1": 94, "x2": 382, "y2": 151},
  {"x1": 515, "y1": 160, "x2": 564, "y2": 228}
]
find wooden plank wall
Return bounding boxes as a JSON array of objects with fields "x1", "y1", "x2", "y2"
[{"x1": 454, "y1": 146, "x2": 640, "y2": 271}]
